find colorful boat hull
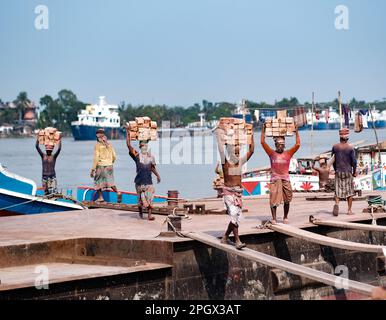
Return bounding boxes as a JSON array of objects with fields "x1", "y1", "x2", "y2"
[
  {"x1": 0, "y1": 164, "x2": 84, "y2": 215},
  {"x1": 242, "y1": 174, "x2": 320, "y2": 196},
  {"x1": 76, "y1": 186, "x2": 168, "y2": 205},
  {"x1": 0, "y1": 188, "x2": 84, "y2": 215}
]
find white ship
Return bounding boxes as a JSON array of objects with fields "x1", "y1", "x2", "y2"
[{"x1": 71, "y1": 96, "x2": 123, "y2": 140}]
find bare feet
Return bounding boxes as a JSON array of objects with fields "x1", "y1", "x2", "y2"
[
  {"x1": 95, "y1": 197, "x2": 104, "y2": 203},
  {"x1": 372, "y1": 287, "x2": 386, "y2": 300},
  {"x1": 333, "y1": 204, "x2": 339, "y2": 217},
  {"x1": 283, "y1": 218, "x2": 289, "y2": 224},
  {"x1": 347, "y1": 211, "x2": 354, "y2": 216},
  {"x1": 221, "y1": 237, "x2": 235, "y2": 246},
  {"x1": 271, "y1": 219, "x2": 277, "y2": 225},
  {"x1": 235, "y1": 242, "x2": 246, "y2": 250}
]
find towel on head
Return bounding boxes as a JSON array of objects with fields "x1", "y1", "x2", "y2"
[
  {"x1": 274, "y1": 136, "x2": 285, "y2": 144},
  {"x1": 339, "y1": 128, "x2": 350, "y2": 139}
]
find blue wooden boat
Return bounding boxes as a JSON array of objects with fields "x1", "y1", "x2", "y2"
[
  {"x1": 76, "y1": 186, "x2": 168, "y2": 205},
  {"x1": 0, "y1": 164, "x2": 84, "y2": 215}
]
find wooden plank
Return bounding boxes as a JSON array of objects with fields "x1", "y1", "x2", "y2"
[
  {"x1": 269, "y1": 223, "x2": 386, "y2": 254},
  {"x1": 181, "y1": 231, "x2": 374, "y2": 296},
  {"x1": 82, "y1": 201, "x2": 186, "y2": 216},
  {"x1": 306, "y1": 196, "x2": 367, "y2": 202},
  {"x1": 54, "y1": 256, "x2": 147, "y2": 267},
  {"x1": 311, "y1": 217, "x2": 386, "y2": 233}
]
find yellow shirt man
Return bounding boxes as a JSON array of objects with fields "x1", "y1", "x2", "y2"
[{"x1": 92, "y1": 142, "x2": 117, "y2": 170}]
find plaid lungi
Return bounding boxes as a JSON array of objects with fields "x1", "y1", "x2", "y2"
[
  {"x1": 222, "y1": 186, "x2": 243, "y2": 227},
  {"x1": 136, "y1": 184, "x2": 155, "y2": 208},
  {"x1": 42, "y1": 176, "x2": 58, "y2": 195},
  {"x1": 94, "y1": 165, "x2": 115, "y2": 190},
  {"x1": 335, "y1": 172, "x2": 355, "y2": 199}
]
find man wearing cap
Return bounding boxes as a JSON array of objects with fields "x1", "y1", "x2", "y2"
[
  {"x1": 331, "y1": 128, "x2": 357, "y2": 216},
  {"x1": 36, "y1": 137, "x2": 62, "y2": 195},
  {"x1": 261, "y1": 124, "x2": 300, "y2": 224},
  {"x1": 126, "y1": 130, "x2": 161, "y2": 221},
  {"x1": 90, "y1": 129, "x2": 121, "y2": 203}
]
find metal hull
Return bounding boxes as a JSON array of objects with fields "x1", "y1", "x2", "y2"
[{"x1": 71, "y1": 125, "x2": 124, "y2": 141}]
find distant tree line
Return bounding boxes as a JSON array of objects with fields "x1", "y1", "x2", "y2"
[{"x1": 1, "y1": 90, "x2": 386, "y2": 133}]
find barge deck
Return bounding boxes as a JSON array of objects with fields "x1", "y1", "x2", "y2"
[{"x1": 0, "y1": 191, "x2": 385, "y2": 300}]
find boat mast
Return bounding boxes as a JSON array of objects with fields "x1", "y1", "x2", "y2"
[
  {"x1": 311, "y1": 92, "x2": 315, "y2": 156},
  {"x1": 369, "y1": 104, "x2": 381, "y2": 165},
  {"x1": 338, "y1": 91, "x2": 343, "y2": 129}
]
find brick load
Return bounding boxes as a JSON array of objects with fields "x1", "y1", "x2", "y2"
[
  {"x1": 265, "y1": 117, "x2": 296, "y2": 137},
  {"x1": 264, "y1": 110, "x2": 296, "y2": 137},
  {"x1": 126, "y1": 117, "x2": 158, "y2": 141},
  {"x1": 217, "y1": 118, "x2": 253, "y2": 145},
  {"x1": 37, "y1": 127, "x2": 62, "y2": 146}
]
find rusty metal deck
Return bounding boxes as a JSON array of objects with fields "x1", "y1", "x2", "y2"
[
  {"x1": 0, "y1": 191, "x2": 385, "y2": 299},
  {"x1": 0, "y1": 191, "x2": 385, "y2": 247}
]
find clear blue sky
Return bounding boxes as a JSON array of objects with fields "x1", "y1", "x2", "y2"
[{"x1": 0, "y1": 0, "x2": 385, "y2": 106}]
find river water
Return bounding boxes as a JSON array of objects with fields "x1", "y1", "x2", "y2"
[{"x1": 0, "y1": 129, "x2": 384, "y2": 199}]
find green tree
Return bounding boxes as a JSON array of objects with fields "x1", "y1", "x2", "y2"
[
  {"x1": 14, "y1": 91, "x2": 31, "y2": 123},
  {"x1": 37, "y1": 90, "x2": 86, "y2": 131}
]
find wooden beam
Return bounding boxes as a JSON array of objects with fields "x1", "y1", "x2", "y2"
[
  {"x1": 82, "y1": 201, "x2": 186, "y2": 216},
  {"x1": 311, "y1": 216, "x2": 386, "y2": 233},
  {"x1": 269, "y1": 223, "x2": 386, "y2": 254},
  {"x1": 181, "y1": 231, "x2": 374, "y2": 296}
]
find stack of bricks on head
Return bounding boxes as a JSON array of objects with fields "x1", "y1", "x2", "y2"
[
  {"x1": 38, "y1": 127, "x2": 62, "y2": 146},
  {"x1": 265, "y1": 110, "x2": 296, "y2": 138},
  {"x1": 218, "y1": 118, "x2": 253, "y2": 145},
  {"x1": 127, "y1": 117, "x2": 158, "y2": 141}
]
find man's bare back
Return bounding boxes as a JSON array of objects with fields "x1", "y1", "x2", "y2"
[{"x1": 222, "y1": 161, "x2": 243, "y2": 188}]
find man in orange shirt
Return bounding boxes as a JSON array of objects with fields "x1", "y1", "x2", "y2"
[{"x1": 261, "y1": 124, "x2": 300, "y2": 224}]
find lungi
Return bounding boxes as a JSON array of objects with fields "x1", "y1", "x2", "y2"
[
  {"x1": 222, "y1": 186, "x2": 243, "y2": 227},
  {"x1": 136, "y1": 184, "x2": 155, "y2": 208},
  {"x1": 42, "y1": 176, "x2": 58, "y2": 195},
  {"x1": 335, "y1": 172, "x2": 355, "y2": 199},
  {"x1": 269, "y1": 179, "x2": 293, "y2": 208},
  {"x1": 94, "y1": 165, "x2": 115, "y2": 190}
]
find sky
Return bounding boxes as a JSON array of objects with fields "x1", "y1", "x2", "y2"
[{"x1": 0, "y1": 0, "x2": 385, "y2": 106}]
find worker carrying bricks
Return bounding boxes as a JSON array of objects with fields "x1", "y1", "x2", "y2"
[
  {"x1": 261, "y1": 120, "x2": 300, "y2": 224},
  {"x1": 90, "y1": 129, "x2": 122, "y2": 203},
  {"x1": 331, "y1": 128, "x2": 357, "y2": 216},
  {"x1": 126, "y1": 118, "x2": 161, "y2": 221},
  {"x1": 215, "y1": 118, "x2": 255, "y2": 250},
  {"x1": 36, "y1": 127, "x2": 62, "y2": 195}
]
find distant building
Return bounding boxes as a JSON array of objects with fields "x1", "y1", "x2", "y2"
[
  {"x1": 0, "y1": 124, "x2": 13, "y2": 135},
  {"x1": 0, "y1": 101, "x2": 37, "y2": 136},
  {"x1": 23, "y1": 101, "x2": 37, "y2": 123}
]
